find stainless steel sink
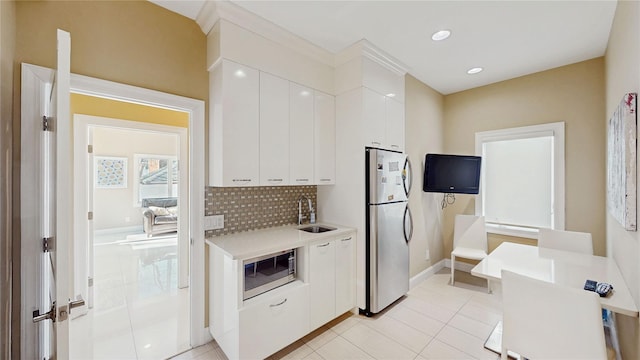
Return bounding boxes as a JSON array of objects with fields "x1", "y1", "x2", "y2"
[{"x1": 299, "y1": 225, "x2": 336, "y2": 233}]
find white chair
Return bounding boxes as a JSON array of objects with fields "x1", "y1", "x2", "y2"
[
  {"x1": 501, "y1": 270, "x2": 607, "y2": 360},
  {"x1": 451, "y1": 215, "x2": 489, "y2": 291},
  {"x1": 538, "y1": 228, "x2": 594, "y2": 255}
]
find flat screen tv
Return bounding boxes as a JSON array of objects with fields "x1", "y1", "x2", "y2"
[{"x1": 423, "y1": 154, "x2": 482, "y2": 194}]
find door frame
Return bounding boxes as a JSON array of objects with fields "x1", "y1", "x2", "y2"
[{"x1": 21, "y1": 63, "x2": 208, "y2": 359}]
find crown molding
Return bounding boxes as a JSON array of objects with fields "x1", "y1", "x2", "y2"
[
  {"x1": 195, "y1": 0, "x2": 218, "y2": 35},
  {"x1": 196, "y1": 0, "x2": 334, "y2": 67},
  {"x1": 335, "y1": 40, "x2": 409, "y2": 76}
]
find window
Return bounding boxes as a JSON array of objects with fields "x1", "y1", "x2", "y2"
[
  {"x1": 475, "y1": 122, "x2": 564, "y2": 238},
  {"x1": 134, "y1": 154, "x2": 178, "y2": 205}
]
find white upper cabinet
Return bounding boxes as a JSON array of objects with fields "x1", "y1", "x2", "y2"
[
  {"x1": 314, "y1": 90, "x2": 336, "y2": 184},
  {"x1": 209, "y1": 58, "x2": 336, "y2": 186},
  {"x1": 362, "y1": 88, "x2": 387, "y2": 148},
  {"x1": 290, "y1": 83, "x2": 315, "y2": 185},
  {"x1": 260, "y1": 72, "x2": 290, "y2": 185},
  {"x1": 362, "y1": 87, "x2": 405, "y2": 151},
  {"x1": 362, "y1": 57, "x2": 404, "y2": 102},
  {"x1": 209, "y1": 59, "x2": 260, "y2": 187},
  {"x1": 385, "y1": 97, "x2": 405, "y2": 152}
]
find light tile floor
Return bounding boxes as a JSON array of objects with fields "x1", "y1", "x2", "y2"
[
  {"x1": 173, "y1": 269, "x2": 502, "y2": 360},
  {"x1": 70, "y1": 231, "x2": 190, "y2": 360}
]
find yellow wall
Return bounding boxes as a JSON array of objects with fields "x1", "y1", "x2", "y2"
[
  {"x1": 404, "y1": 75, "x2": 446, "y2": 275},
  {"x1": 605, "y1": 1, "x2": 640, "y2": 358},
  {"x1": 71, "y1": 93, "x2": 189, "y2": 128},
  {"x1": 13, "y1": 0, "x2": 208, "y2": 352},
  {"x1": 443, "y1": 58, "x2": 606, "y2": 260}
]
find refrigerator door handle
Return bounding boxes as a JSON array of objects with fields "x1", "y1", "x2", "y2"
[
  {"x1": 403, "y1": 205, "x2": 413, "y2": 243},
  {"x1": 403, "y1": 157, "x2": 413, "y2": 197}
]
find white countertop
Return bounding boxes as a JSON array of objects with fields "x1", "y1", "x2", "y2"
[
  {"x1": 205, "y1": 223, "x2": 355, "y2": 260},
  {"x1": 471, "y1": 242, "x2": 638, "y2": 317}
]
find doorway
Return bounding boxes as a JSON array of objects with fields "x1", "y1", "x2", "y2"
[
  {"x1": 71, "y1": 112, "x2": 189, "y2": 359},
  {"x1": 20, "y1": 63, "x2": 207, "y2": 360}
]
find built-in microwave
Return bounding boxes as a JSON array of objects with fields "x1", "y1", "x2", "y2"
[{"x1": 243, "y1": 248, "x2": 297, "y2": 300}]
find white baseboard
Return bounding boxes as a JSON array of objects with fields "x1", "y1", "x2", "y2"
[
  {"x1": 195, "y1": 327, "x2": 213, "y2": 347},
  {"x1": 410, "y1": 259, "x2": 445, "y2": 289},
  {"x1": 94, "y1": 225, "x2": 142, "y2": 235},
  {"x1": 443, "y1": 258, "x2": 476, "y2": 273}
]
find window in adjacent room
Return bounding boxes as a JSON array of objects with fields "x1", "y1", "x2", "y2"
[
  {"x1": 134, "y1": 154, "x2": 178, "y2": 205},
  {"x1": 475, "y1": 122, "x2": 564, "y2": 238}
]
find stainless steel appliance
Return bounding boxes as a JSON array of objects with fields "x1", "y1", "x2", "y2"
[
  {"x1": 243, "y1": 248, "x2": 296, "y2": 300},
  {"x1": 362, "y1": 148, "x2": 413, "y2": 316}
]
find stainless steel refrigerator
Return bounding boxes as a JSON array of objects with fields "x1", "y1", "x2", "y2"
[{"x1": 362, "y1": 148, "x2": 413, "y2": 316}]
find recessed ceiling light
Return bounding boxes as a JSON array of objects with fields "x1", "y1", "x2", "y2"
[
  {"x1": 386, "y1": 93, "x2": 396, "y2": 98},
  {"x1": 467, "y1": 67, "x2": 483, "y2": 75},
  {"x1": 431, "y1": 30, "x2": 451, "y2": 41},
  {"x1": 234, "y1": 69, "x2": 246, "y2": 78}
]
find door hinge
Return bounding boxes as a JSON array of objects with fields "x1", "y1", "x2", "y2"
[
  {"x1": 88, "y1": 144, "x2": 93, "y2": 153},
  {"x1": 42, "y1": 116, "x2": 54, "y2": 132},
  {"x1": 88, "y1": 277, "x2": 93, "y2": 287},
  {"x1": 88, "y1": 211, "x2": 93, "y2": 220},
  {"x1": 43, "y1": 237, "x2": 54, "y2": 253}
]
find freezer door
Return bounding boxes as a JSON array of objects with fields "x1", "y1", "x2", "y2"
[
  {"x1": 369, "y1": 202, "x2": 410, "y2": 313},
  {"x1": 369, "y1": 149, "x2": 408, "y2": 204}
]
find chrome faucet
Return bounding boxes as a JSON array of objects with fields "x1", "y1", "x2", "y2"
[{"x1": 298, "y1": 195, "x2": 316, "y2": 225}]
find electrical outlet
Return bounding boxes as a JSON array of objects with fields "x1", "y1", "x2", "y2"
[{"x1": 204, "y1": 215, "x2": 224, "y2": 230}]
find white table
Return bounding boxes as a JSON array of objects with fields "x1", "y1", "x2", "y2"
[{"x1": 471, "y1": 242, "x2": 638, "y2": 358}]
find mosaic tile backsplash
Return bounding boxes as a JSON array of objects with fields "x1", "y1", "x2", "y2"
[{"x1": 205, "y1": 186, "x2": 317, "y2": 237}]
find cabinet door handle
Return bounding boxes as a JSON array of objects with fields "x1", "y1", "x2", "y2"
[
  {"x1": 371, "y1": 141, "x2": 381, "y2": 146},
  {"x1": 232, "y1": 179, "x2": 251, "y2": 182},
  {"x1": 268, "y1": 178, "x2": 283, "y2": 182},
  {"x1": 270, "y1": 298, "x2": 287, "y2": 307},
  {"x1": 320, "y1": 178, "x2": 332, "y2": 182},
  {"x1": 317, "y1": 242, "x2": 330, "y2": 247},
  {"x1": 296, "y1": 178, "x2": 309, "y2": 182},
  {"x1": 391, "y1": 144, "x2": 399, "y2": 149},
  {"x1": 341, "y1": 237, "x2": 352, "y2": 242}
]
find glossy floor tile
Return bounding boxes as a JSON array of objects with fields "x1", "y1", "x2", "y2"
[
  {"x1": 70, "y1": 231, "x2": 189, "y2": 360},
  {"x1": 175, "y1": 268, "x2": 502, "y2": 360}
]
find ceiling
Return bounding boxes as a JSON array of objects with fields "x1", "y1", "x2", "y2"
[{"x1": 150, "y1": 0, "x2": 618, "y2": 95}]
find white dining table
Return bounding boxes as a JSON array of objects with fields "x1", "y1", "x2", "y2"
[{"x1": 470, "y1": 242, "x2": 638, "y2": 358}]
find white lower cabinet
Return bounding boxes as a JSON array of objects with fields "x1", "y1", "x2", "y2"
[
  {"x1": 335, "y1": 234, "x2": 355, "y2": 314},
  {"x1": 309, "y1": 232, "x2": 356, "y2": 330},
  {"x1": 208, "y1": 230, "x2": 355, "y2": 360},
  {"x1": 309, "y1": 240, "x2": 336, "y2": 330},
  {"x1": 239, "y1": 283, "x2": 309, "y2": 360}
]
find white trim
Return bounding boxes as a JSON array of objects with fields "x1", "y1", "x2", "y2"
[
  {"x1": 335, "y1": 40, "x2": 409, "y2": 75},
  {"x1": 20, "y1": 62, "x2": 55, "y2": 360},
  {"x1": 475, "y1": 122, "x2": 565, "y2": 237},
  {"x1": 409, "y1": 260, "x2": 445, "y2": 289},
  {"x1": 197, "y1": 1, "x2": 334, "y2": 66},
  {"x1": 443, "y1": 258, "x2": 476, "y2": 273},
  {"x1": 22, "y1": 62, "x2": 208, "y2": 349}
]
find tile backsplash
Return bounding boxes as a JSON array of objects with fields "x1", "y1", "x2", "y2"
[{"x1": 205, "y1": 186, "x2": 317, "y2": 237}]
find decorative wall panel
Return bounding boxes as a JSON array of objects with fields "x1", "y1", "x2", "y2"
[{"x1": 607, "y1": 93, "x2": 637, "y2": 231}]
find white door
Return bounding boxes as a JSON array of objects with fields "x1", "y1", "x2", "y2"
[{"x1": 28, "y1": 29, "x2": 79, "y2": 360}]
